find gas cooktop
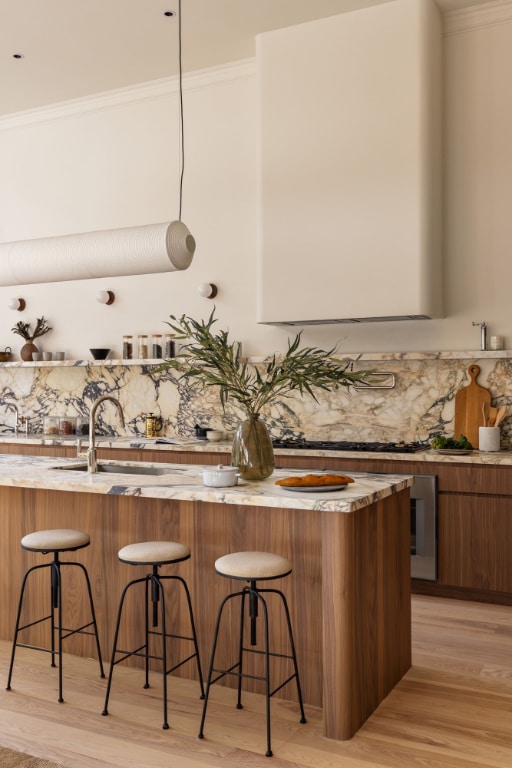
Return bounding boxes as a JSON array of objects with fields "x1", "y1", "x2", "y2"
[{"x1": 271, "y1": 439, "x2": 427, "y2": 454}]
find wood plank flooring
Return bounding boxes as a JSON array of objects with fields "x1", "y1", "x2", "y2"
[{"x1": 0, "y1": 595, "x2": 511, "y2": 768}]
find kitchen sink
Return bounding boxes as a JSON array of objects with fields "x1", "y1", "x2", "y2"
[{"x1": 55, "y1": 462, "x2": 173, "y2": 476}]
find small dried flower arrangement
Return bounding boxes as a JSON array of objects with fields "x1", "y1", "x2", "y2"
[{"x1": 11, "y1": 316, "x2": 52, "y2": 342}]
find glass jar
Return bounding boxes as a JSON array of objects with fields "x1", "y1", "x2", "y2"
[
  {"x1": 164, "y1": 333, "x2": 176, "y2": 358},
  {"x1": 44, "y1": 416, "x2": 59, "y2": 435},
  {"x1": 122, "y1": 335, "x2": 133, "y2": 360},
  {"x1": 137, "y1": 334, "x2": 148, "y2": 359},
  {"x1": 59, "y1": 416, "x2": 76, "y2": 436},
  {"x1": 152, "y1": 334, "x2": 163, "y2": 359},
  {"x1": 75, "y1": 417, "x2": 89, "y2": 436}
]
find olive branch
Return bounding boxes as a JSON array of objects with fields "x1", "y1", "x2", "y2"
[{"x1": 154, "y1": 308, "x2": 375, "y2": 417}]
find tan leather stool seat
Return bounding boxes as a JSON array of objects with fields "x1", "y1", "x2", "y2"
[
  {"x1": 21, "y1": 528, "x2": 90, "y2": 553},
  {"x1": 119, "y1": 541, "x2": 190, "y2": 566},
  {"x1": 215, "y1": 551, "x2": 292, "y2": 581}
]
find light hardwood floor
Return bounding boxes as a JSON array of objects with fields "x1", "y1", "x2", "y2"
[{"x1": 0, "y1": 595, "x2": 511, "y2": 768}]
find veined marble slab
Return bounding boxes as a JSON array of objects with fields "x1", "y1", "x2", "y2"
[
  {"x1": 1, "y1": 354, "x2": 511, "y2": 449},
  {"x1": 0, "y1": 454, "x2": 412, "y2": 513}
]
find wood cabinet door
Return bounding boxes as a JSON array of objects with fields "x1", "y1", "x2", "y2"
[{"x1": 438, "y1": 494, "x2": 512, "y2": 593}]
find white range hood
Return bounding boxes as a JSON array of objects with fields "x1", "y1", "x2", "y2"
[{"x1": 256, "y1": 0, "x2": 442, "y2": 325}]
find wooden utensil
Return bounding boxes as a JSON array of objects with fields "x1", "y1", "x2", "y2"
[
  {"x1": 487, "y1": 406, "x2": 499, "y2": 427},
  {"x1": 482, "y1": 402, "x2": 489, "y2": 427},
  {"x1": 454, "y1": 364, "x2": 491, "y2": 449},
  {"x1": 494, "y1": 406, "x2": 507, "y2": 428}
]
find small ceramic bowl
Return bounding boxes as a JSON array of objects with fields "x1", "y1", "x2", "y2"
[
  {"x1": 90, "y1": 348, "x2": 110, "y2": 360},
  {"x1": 202, "y1": 465, "x2": 239, "y2": 487},
  {"x1": 207, "y1": 430, "x2": 224, "y2": 442}
]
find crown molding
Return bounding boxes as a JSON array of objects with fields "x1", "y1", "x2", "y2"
[
  {"x1": 0, "y1": 59, "x2": 256, "y2": 131},
  {"x1": 444, "y1": 0, "x2": 512, "y2": 36}
]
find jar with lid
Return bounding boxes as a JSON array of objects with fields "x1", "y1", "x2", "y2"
[
  {"x1": 164, "y1": 333, "x2": 176, "y2": 358},
  {"x1": 59, "y1": 416, "x2": 77, "y2": 436},
  {"x1": 152, "y1": 334, "x2": 163, "y2": 359},
  {"x1": 122, "y1": 335, "x2": 133, "y2": 360},
  {"x1": 44, "y1": 416, "x2": 59, "y2": 435},
  {"x1": 137, "y1": 334, "x2": 148, "y2": 359}
]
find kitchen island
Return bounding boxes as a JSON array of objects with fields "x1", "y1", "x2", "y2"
[{"x1": 0, "y1": 454, "x2": 413, "y2": 741}]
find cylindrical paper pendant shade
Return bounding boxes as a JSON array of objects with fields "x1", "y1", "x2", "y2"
[{"x1": 0, "y1": 221, "x2": 195, "y2": 286}]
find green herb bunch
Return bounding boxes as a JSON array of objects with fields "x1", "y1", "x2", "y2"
[
  {"x1": 156, "y1": 309, "x2": 375, "y2": 418},
  {"x1": 11, "y1": 316, "x2": 52, "y2": 342}
]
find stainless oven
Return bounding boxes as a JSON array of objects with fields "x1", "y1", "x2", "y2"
[{"x1": 410, "y1": 474, "x2": 437, "y2": 581}]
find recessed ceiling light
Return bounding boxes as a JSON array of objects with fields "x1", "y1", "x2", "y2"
[{"x1": 12, "y1": 53, "x2": 24, "y2": 59}]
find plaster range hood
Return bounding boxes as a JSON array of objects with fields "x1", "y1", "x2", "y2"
[{"x1": 256, "y1": 0, "x2": 442, "y2": 326}]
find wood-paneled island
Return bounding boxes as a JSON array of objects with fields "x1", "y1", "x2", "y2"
[{"x1": 0, "y1": 454, "x2": 412, "y2": 741}]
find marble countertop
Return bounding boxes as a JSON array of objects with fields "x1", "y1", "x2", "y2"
[
  {"x1": 0, "y1": 433, "x2": 511, "y2": 466},
  {"x1": 0, "y1": 454, "x2": 413, "y2": 513}
]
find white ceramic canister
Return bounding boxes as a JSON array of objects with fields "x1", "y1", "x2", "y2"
[{"x1": 479, "y1": 426, "x2": 500, "y2": 452}]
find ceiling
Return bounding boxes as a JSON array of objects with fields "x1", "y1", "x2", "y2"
[{"x1": 1, "y1": 0, "x2": 497, "y2": 117}]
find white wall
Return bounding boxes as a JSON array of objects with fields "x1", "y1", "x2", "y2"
[{"x1": 0, "y1": 3, "x2": 511, "y2": 360}]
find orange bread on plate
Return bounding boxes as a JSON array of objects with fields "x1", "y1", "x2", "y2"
[{"x1": 275, "y1": 473, "x2": 354, "y2": 488}]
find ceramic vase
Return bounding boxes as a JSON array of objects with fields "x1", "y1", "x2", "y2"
[
  {"x1": 232, "y1": 414, "x2": 275, "y2": 481},
  {"x1": 20, "y1": 342, "x2": 38, "y2": 361}
]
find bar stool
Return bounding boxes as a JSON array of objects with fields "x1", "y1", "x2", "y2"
[
  {"x1": 102, "y1": 540, "x2": 204, "y2": 730},
  {"x1": 198, "y1": 551, "x2": 306, "y2": 757},
  {"x1": 6, "y1": 528, "x2": 105, "y2": 703}
]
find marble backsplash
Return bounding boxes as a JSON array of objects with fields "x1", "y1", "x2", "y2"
[{"x1": 0, "y1": 355, "x2": 511, "y2": 448}]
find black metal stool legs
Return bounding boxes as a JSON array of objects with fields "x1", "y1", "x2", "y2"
[
  {"x1": 102, "y1": 567, "x2": 204, "y2": 730},
  {"x1": 6, "y1": 555, "x2": 105, "y2": 703},
  {"x1": 199, "y1": 583, "x2": 306, "y2": 758}
]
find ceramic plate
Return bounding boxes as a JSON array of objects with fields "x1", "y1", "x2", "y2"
[
  {"x1": 278, "y1": 483, "x2": 348, "y2": 493},
  {"x1": 432, "y1": 449, "x2": 473, "y2": 455}
]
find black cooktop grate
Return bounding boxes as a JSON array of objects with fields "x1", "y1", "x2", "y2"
[{"x1": 271, "y1": 440, "x2": 427, "y2": 453}]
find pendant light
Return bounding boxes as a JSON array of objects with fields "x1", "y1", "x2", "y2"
[{"x1": 0, "y1": 2, "x2": 195, "y2": 287}]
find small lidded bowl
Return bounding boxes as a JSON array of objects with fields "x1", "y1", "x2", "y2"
[{"x1": 202, "y1": 464, "x2": 239, "y2": 487}]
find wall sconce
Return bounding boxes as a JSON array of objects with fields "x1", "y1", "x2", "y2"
[
  {"x1": 197, "y1": 283, "x2": 218, "y2": 299},
  {"x1": 7, "y1": 298, "x2": 26, "y2": 311},
  {"x1": 96, "y1": 290, "x2": 115, "y2": 305}
]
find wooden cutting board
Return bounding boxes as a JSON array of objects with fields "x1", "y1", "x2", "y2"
[{"x1": 454, "y1": 364, "x2": 491, "y2": 449}]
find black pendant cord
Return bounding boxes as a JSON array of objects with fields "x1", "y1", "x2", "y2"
[{"x1": 178, "y1": 0, "x2": 185, "y2": 222}]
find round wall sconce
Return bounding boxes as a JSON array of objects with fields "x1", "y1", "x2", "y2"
[
  {"x1": 96, "y1": 290, "x2": 115, "y2": 305},
  {"x1": 7, "y1": 298, "x2": 26, "y2": 311},
  {"x1": 197, "y1": 283, "x2": 218, "y2": 299}
]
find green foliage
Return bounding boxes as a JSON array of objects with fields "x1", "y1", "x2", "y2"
[
  {"x1": 154, "y1": 308, "x2": 375, "y2": 417},
  {"x1": 431, "y1": 434, "x2": 473, "y2": 450},
  {"x1": 11, "y1": 316, "x2": 52, "y2": 341}
]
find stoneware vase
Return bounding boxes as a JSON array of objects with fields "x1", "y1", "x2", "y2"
[
  {"x1": 232, "y1": 414, "x2": 275, "y2": 481},
  {"x1": 20, "y1": 342, "x2": 39, "y2": 361}
]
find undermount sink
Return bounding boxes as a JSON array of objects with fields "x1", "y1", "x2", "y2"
[{"x1": 55, "y1": 462, "x2": 173, "y2": 476}]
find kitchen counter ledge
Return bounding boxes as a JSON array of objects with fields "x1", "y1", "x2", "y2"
[
  {"x1": 0, "y1": 453, "x2": 412, "y2": 512},
  {"x1": 0, "y1": 434, "x2": 511, "y2": 465}
]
